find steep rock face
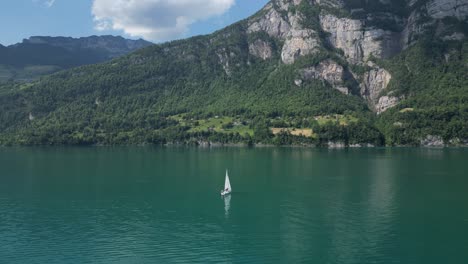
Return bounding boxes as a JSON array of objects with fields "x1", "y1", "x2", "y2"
[
  {"x1": 360, "y1": 64, "x2": 394, "y2": 112},
  {"x1": 320, "y1": 14, "x2": 402, "y2": 64},
  {"x1": 249, "y1": 39, "x2": 273, "y2": 60},
  {"x1": 299, "y1": 59, "x2": 349, "y2": 94},
  {"x1": 247, "y1": 3, "x2": 291, "y2": 39},
  {"x1": 249, "y1": 1, "x2": 322, "y2": 64},
  {"x1": 376, "y1": 95, "x2": 400, "y2": 114},
  {"x1": 280, "y1": 12, "x2": 322, "y2": 64},
  {"x1": 402, "y1": 7, "x2": 429, "y2": 47},
  {"x1": 281, "y1": 28, "x2": 321, "y2": 64},
  {"x1": 276, "y1": 0, "x2": 303, "y2": 9},
  {"x1": 314, "y1": 0, "x2": 345, "y2": 8},
  {"x1": 403, "y1": 0, "x2": 468, "y2": 47},
  {"x1": 216, "y1": 48, "x2": 234, "y2": 76},
  {"x1": 426, "y1": 0, "x2": 468, "y2": 19}
]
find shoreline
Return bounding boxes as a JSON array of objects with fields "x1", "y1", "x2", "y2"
[{"x1": 1, "y1": 142, "x2": 467, "y2": 148}]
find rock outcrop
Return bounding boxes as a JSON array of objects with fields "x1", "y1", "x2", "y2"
[
  {"x1": 247, "y1": 3, "x2": 291, "y2": 39},
  {"x1": 319, "y1": 14, "x2": 402, "y2": 64},
  {"x1": 216, "y1": 48, "x2": 233, "y2": 76},
  {"x1": 249, "y1": 1, "x2": 322, "y2": 64},
  {"x1": 328, "y1": 141, "x2": 346, "y2": 148},
  {"x1": 281, "y1": 29, "x2": 321, "y2": 64},
  {"x1": 299, "y1": 59, "x2": 349, "y2": 94},
  {"x1": 421, "y1": 135, "x2": 445, "y2": 147},
  {"x1": 403, "y1": 0, "x2": 468, "y2": 47},
  {"x1": 376, "y1": 95, "x2": 400, "y2": 114},
  {"x1": 359, "y1": 63, "x2": 394, "y2": 112},
  {"x1": 426, "y1": 0, "x2": 468, "y2": 19},
  {"x1": 314, "y1": 0, "x2": 345, "y2": 8},
  {"x1": 249, "y1": 39, "x2": 273, "y2": 60}
]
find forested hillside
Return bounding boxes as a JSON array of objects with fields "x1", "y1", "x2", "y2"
[{"x1": 0, "y1": 0, "x2": 466, "y2": 147}]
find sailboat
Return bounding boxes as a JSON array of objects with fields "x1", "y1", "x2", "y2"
[{"x1": 221, "y1": 170, "x2": 232, "y2": 196}]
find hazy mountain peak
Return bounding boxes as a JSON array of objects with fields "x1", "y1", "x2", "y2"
[
  {"x1": 20, "y1": 35, "x2": 152, "y2": 55},
  {"x1": 0, "y1": 35, "x2": 153, "y2": 82}
]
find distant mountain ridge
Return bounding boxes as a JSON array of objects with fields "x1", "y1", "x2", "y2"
[
  {"x1": 19, "y1": 35, "x2": 152, "y2": 59},
  {"x1": 0, "y1": 35, "x2": 152, "y2": 82}
]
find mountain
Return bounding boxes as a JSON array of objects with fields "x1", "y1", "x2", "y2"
[
  {"x1": 0, "y1": 0, "x2": 467, "y2": 146},
  {"x1": 0, "y1": 35, "x2": 152, "y2": 82}
]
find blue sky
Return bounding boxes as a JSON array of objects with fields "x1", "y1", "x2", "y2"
[{"x1": 0, "y1": 0, "x2": 268, "y2": 46}]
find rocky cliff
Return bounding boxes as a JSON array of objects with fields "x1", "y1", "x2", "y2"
[{"x1": 246, "y1": 0, "x2": 467, "y2": 113}]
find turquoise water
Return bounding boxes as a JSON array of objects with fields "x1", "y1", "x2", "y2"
[{"x1": 0, "y1": 147, "x2": 467, "y2": 263}]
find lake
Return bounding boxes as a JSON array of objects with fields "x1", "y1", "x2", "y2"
[{"x1": 1, "y1": 147, "x2": 467, "y2": 263}]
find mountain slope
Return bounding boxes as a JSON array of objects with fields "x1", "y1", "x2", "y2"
[
  {"x1": 0, "y1": 0, "x2": 466, "y2": 146},
  {"x1": 0, "y1": 36, "x2": 152, "y2": 82}
]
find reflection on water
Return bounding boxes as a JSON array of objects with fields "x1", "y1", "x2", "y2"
[
  {"x1": 223, "y1": 194, "x2": 231, "y2": 217},
  {"x1": 325, "y1": 151, "x2": 398, "y2": 263}
]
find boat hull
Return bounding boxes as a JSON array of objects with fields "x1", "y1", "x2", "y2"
[{"x1": 221, "y1": 191, "x2": 231, "y2": 196}]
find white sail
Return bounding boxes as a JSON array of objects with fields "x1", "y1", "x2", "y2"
[{"x1": 224, "y1": 170, "x2": 232, "y2": 192}]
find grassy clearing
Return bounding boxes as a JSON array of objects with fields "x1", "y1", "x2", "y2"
[
  {"x1": 189, "y1": 116, "x2": 233, "y2": 132},
  {"x1": 170, "y1": 115, "x2": 254, "y2": 136},
  {"x1": 314, "y1": 115, "x2": 358, "y2": 126},
  {"x1": 168, "y1": 114, "x2": 358, "y2": 138},
  {"x1": 271, "y1": 128, "x2": 316, "y2": 138},
  {"x1": 399, "y1": 108, "x2": 414, "y2": 113},
  {"x1": 19, "y1": 83, "x2": 35, "y2": 90}
]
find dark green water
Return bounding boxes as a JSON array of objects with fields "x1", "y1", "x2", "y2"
[{"x1": 1, "y1": 147, "x2": 467, "y2": 263}]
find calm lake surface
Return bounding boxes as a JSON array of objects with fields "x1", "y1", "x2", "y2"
[{"x1": 0, "y1": 147, "x2": 467, "y2": 263}]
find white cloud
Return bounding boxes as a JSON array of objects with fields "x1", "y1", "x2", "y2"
[
  {"x1": 45, "y1": 0, "x2": 56, "y2": 7},
  {"x1": 92, "y1": 0, "x2": 236, "y2": 42},
  {"x1": 33, "y1": 0, "x2": 56, "y2": 8}
]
